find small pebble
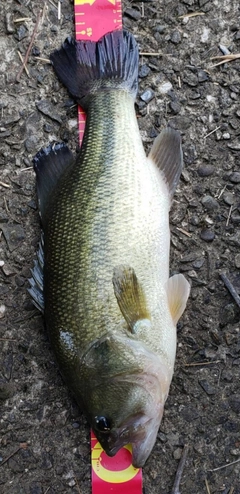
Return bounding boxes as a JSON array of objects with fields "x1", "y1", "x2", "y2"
[
  {"x1": 173, "y1": 448, "x2": 183, "y2": 460},
  {"x1": 228, "y1": 141, "x2": 240, "y2": 151},
  {"x1": 170, "y1": 100, "x2": 181, "y2": 114},
  {"x1": 139, "y1": 64, "x2": 150, "y2": 78},
  {"x1": 229, "y1": 172, "x2": 240, "y2": 183},
  {"x1": 32, "y1": 46, "x2": 41, "y2": 57},
  {"x1": 190, "y1": 215, "x2": 199, "y2": 226},
  {"x1": 235, "y1": 253, "x2": 240, "y2": 269},
  {"x1": 200, "y1": 229, "x2": 215, "y2": 242},
  {"x1": 232, "y1": 215, "x2": 240, "y2": 224},
  {"x1": 222, "y1": 191, "x2": 235, "y2": 206},
  {"x1": 170, "y1": 30, "x2": 181, "y2": 44},
  {"x1": 198, "y1": 69, "x2": 209, "y2": 82},
  {"x1": 154, "y1": 25, "x2": 166, "y2": 34},
  {"x1": 125, "y1": 8, "x2": 141, "y2": 21},
  {"x1": 2, "y1": 264, "x2": 15, "y2": 276},
  {"x1": 222, "y1": 132, "x2": 230, "y2": 139},
  {"x1": 199, "y1": 379, "x2": 216, "y2": 395},
  {"x1": 25, "y1": 135, "x2": 39, "y2": 153},
  {"x1": 0, "y1": 304, "x2": 6, "y2": 319},
  {"x1": 16, "y1": 25, "x2": 28, "y2": 41},
  {"x1": 192, "y1": 258, "x2": 205, "y2": 269},
  {"x1": 159, "y1": 81, "x2": 173, "y2": 94},
  {"x1": 5, "y1": 13, "x2": 15, "y2": 34},
  {"x1": 140, "y1": 88, "x2": 155, "y2": 103},
  {"x1": 36, "y1": 100, "x2": 62, "y2": 124},
  {"x1": 197, "y1": 165, "x2": 214, "y2": 177},
  {"x1": 201, "y1": 195, "x2": 219, "y2": 211},
  {"x1": 229, "y1": 395, "x2": 240, "y2": 414}
]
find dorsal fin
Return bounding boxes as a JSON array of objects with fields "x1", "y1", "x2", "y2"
[
  {"x1": 33, "y1": 142, "x2": 74, "y2": 225},
  {"x1": 148, "y1": 127, "x2": 183, "y2": 200}
]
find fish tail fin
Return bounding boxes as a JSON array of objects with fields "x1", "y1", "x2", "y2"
[{"x1": 50, "y1": 30, "x2": 139, "y2": 109}]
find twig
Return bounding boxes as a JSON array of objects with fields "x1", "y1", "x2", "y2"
[
  {"x1": 226, "y1": 205, "x2": 233, "y2": 227},
  {"x1": 176, "y1": 227, "x2": 192, "y2": 238},
  {"x1": 0, "y1": 443, "x2": 28, "y2": 467},
  {"x1": 217, "y1": 185, "x2": 226, "y2": 199},
  {"x1": 210, "y1": 53, "x2": 240, "y2": 67},
  {"x1": 4, "y1": 196, "x2": 10, "y2": 214},
  {"x1": 34, "y1": 57, "x2": 51, "y2": 64},
  {"x1": 75, "y1": 475, "x2": 82, "y2": 494},
  {"x1": 139, "y1": 52, "x2": 173, "y2": 57},
  {"x1": 17, "y1": 51, "x2": 30, "y2": 77},
  {"x1": 208, "y1": 457, "x2": 240, "y2": 472},
  {"x1": 205, "y1": 478, "x2": 211, "y2": 494},
  {"x1": 58, "y1": 0, "x2": 62, "y2": 21},
  {"x1": 16, "y1": 9, "x2": 42, "y2": 82},
  {"x1": 179, "y1": 12, "x2": 205, "y2": 19},
  {"x1": 0, "y1": 181, "x2": 11, "y2": 188},
  {"x1": 220, "y1": 273, "x2": 240, "y2": 310},
  {"x1": 14, "y1": 17, "x2": 31, "y2": 23},
  {"x1": 204, "y1": 126, "x2": 220, "y2": 139},
  {"x1": 0, "y1": 338, "x2": 17, "y2": 342},
  {"x1": 171, "y1": 444, "x2": 189, "y2": 494},
  {"x1": 184, "y1": 360, "x2": 221, "y2": 367}
]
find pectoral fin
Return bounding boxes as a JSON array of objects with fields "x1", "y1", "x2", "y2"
[
  {"x1": 148, "y1": 127, "x2": 183, "y2": 200},
  {"x1": 166, "y1": 274, "x2": 190, "y2": 325},
  {"x1": 112, "y1": 265, "x2": 150, "y2": 333}
]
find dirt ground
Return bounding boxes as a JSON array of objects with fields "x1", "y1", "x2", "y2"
[{"x1": 0, "y1": 0, "x2": 240, "y2": 493}]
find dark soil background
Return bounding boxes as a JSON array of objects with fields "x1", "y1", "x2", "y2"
[{"x1": 0, "y1": 1, "x2": 240, "y2": 493}]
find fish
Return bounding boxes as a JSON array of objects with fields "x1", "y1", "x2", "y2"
[{"x1": 29, "y1": 30, "x2": 190, "y2": 468}]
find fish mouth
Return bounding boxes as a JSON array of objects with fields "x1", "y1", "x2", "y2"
[{"x1": 95, "y1": 406, "x2": 164, "y2": 468}]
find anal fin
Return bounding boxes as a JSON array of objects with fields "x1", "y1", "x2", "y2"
[{"x1": 166, "y1": 273, "x2": 190, "y2": 325}]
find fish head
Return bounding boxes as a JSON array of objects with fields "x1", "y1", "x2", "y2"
[{"x1": 81, "y1": 333, "x2": 172, "y2": 467}]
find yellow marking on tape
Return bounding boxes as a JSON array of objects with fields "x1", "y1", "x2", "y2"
[
  {"x1": 75, "y1": 0, "x2": 116, "y2": 4},
  {"x1": 75, "y1": 0, "x2": 95, "y2": 5},
  {"x1": 92, "y1": 442, "x2": 139, "y2": 483}
]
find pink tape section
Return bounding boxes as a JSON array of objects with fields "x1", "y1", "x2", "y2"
[
  {"x1": 73, "y1": 1, "x2": 143, "y2": 492},
  {"x1": 75, "y1": 0, "x2": 122, "y2": 144},
  {"x1": 91, "y1": 431, "x2": 142, "y2": 494}
]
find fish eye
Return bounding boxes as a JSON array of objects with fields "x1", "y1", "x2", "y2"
[{"x1": 94, "y1": 416, "x2": 111, "y2": 432}]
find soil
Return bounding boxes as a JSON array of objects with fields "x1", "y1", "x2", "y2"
[{"x1": 0, "y1": 1, "x2": 240, "y2": 493}]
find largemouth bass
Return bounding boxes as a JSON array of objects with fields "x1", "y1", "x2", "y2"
[{"x1": 29, "y1": 30, "x2": 190, "y2": 468}]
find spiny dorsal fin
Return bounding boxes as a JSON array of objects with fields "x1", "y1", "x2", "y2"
[
  {"x1": 148, "y1": 127, "x2": 183, "y2": 200},
  {"x1": 112, "y1": 265, "x2": 150, "y2": 333},
  {"x1": 33, "y1": 142, "x2": 74, "y2": 225},
  {"x1": 166, "y1": 273, "x2": 190, "y2": 325}
]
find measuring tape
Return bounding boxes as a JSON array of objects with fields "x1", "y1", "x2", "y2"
[
  {"x1": 74, "y1": 1, "x2": 143, "y2": 492},
  {"x1": 75, "y1": 0, "x2": 122, "y2": 144}
]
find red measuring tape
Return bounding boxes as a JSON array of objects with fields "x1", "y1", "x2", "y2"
[
  {"x1": 74, "y1": 1, "x2": 143, "y2": 492},
  {"x1": 75, "y1": 0, "x2": 122, "y2": 144}
]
